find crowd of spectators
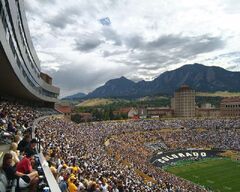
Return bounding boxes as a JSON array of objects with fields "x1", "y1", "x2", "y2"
[
  {"x1": 35, "y1": 117, "x2": 240, "y2": 192},
  {"x1": 0, "y1": 100, "x2": 57, "y2": 191},
  {"x1": 0, "y1": 101, "x2": 40, "y2": 144},
  {"x1": 2, "y1": 99, "x2": 240, "y2": 192}
]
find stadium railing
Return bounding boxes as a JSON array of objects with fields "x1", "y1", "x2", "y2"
[{"x1": 32, "y1": 115, "x2": 62, "y2": 192}]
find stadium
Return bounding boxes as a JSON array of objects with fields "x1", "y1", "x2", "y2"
[
  {"x1": 0, "y1": 1, "x2": 240, "y2": 192},
  {"x1": 0, "y1": 0, "x2": 59, "y2": 106}
]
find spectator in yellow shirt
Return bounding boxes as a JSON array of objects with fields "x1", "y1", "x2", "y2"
[{"x1": 68, "y1": 175, "x2": 78, "y2": 192}]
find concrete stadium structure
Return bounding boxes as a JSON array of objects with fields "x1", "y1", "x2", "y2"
[{"x1": 0, "y1": 0, "x2": 59, "y2": 106}]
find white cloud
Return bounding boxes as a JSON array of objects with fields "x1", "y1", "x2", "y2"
[{"x1": 24, "y1": 0, "x2": 240, "y2": 97}]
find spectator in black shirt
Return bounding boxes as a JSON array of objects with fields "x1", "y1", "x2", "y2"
[
  {"x1": 7, "y1": 121, "x2": 16, "y2": 133},
  {"x1": 25, "y1": 138, "x2": 38, "y2": 155},
  {"x1": 17, "y1": 134, "x2": 31, "y2": 154}
]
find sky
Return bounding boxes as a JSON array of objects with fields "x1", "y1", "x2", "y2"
[{"x1": 24, "y1": 0, "x2": 240, "y2": 97}]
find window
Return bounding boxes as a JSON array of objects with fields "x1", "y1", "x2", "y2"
[
  {"x1": 22, "y1": 69, "x2": 27, "y2": 77},
  {"x1": 2, "y1": 14, "x2": 8, "y2": 32},
  {"x1": 0, "y1": 1, "x2": 2, "y2": 15},
  {"x1": 16, "y1": 57, "x2": 21, "y2": 68},
  {"x1": 9, "y1": 36, "x2": 16, "y2": 54}
]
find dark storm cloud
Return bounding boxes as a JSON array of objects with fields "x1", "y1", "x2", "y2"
[
  {"x1": 183, "y1": 36, "x2": 225, "y2": 56},
  {"x1": 145, "y1": 34, "x2": 224, "y2": 53},
  {"x1": 124, "y1": 34, "x2": 225, "y2": 66},
  {"x1": 102, "y1": 34, "x2": 225, "y2": 80},
  {"x1": 52, "y1": 32, "x2": 225, "y2": 95},
  {"x1": 75, "y1": 38, "x2": 103, "y2": 52},
  {"x1": 147, "y1": 35, "x2": 189, "y2": 50},
  {"x1": 125, "y1": 34, "x2": 225, "y2": 53}
]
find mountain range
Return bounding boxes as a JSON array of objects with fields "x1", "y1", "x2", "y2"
[
  {"x1": 65, "y1": 63, "x2": 240, "y2": 99},
  {"x1": 63, "y1": 92, "x2": 86, "y2": 100}
]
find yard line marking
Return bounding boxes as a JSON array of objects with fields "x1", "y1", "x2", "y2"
[
  {"x1": 206, "y1": 180, "x2": 214, "y2": 184},
  {"x1": 224, "y1": 186, "x2": 232, "y2": 190}
]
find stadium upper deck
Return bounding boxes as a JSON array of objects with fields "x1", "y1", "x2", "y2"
[{"x1": 0, "y1": 0, "x2": 59, "y2": 106}]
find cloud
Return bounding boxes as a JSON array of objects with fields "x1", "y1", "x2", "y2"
[
  {"x1": 46, "y1": 6, "x2": 80, "y2": 29},
  {"x1": 24, "y1": 0, "x2": 240, "y2": 96},
  {"x1": 183, "y1": 36, "x2": 225, "y2": 55},
  {"x1": 125, "y1": 35, "x2": 144, "y2": 49},
  {"x1": 75, "y1": 36, "x2": 103, "y2": 52},
  {"x1": 127, "y1": 34, "x2": 225, "y2": 53},
  {"x1": 47, "y1": 15, "x2": 74, "y2": 29},
  {"x1": 46, "y1": 61, "x2": 129, "y2": 97},
  {"x1": 103, "y1": 50, "x2": 128, "y2": 57},
  {"x1": 102, "y1": 28, "x2": 122, "y2": 46},
  {"x1": 39, "y1": 0, "x2": 56, "y2": 4},
  {"x1": 146, "y1": 35, "x2": 189, "y2": 50},
  {"x1": 129, "y1": 52, "x2": 172, "y2": 67},
  {"x1": 202, "y1": 51, "x2": 240, "y2": 71},
  {"x1": 125, "y1": 34, "x2": 225, "y2": 67}
]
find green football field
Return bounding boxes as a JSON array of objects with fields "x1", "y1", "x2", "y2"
[{"x1": 165, "y1": 158, "x2": 240, "y2": 192}]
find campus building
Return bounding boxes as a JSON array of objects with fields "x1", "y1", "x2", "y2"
[
  {"x1": 172, "y1": 85, "x2": 196, "y2": 117},
  {"x1": 220, "y1": 97, "x2": 240, "y2": 117},
  {"x1": 0, "y1": 0, "x2": 59, "y2": 106},
  {"x1": 147, "y1": 107, "x2": 174, "y2": 118},
  {"x1": 196, "y1": 108, "x2": 221, "y2": 118},
  {"x1": 55, "y1": 104, "x2": 72, "y2": 119}
]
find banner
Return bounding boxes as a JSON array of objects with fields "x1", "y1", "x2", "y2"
[{"x1": 150, "y1": 149, "x2": 223, "y2": 167}]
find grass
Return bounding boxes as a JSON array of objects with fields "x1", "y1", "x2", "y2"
[
  {"x1": 76, "y1": 98, "x2": 116, "y2": 107},
  {"x1": 196, "y1": 91, "x2": 240, "y2": 97},
  {"x1": 166, "y1": 158, "x2": 240, "y2": 192}
]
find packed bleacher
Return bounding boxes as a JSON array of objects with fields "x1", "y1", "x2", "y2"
[
  {"x1": 0, "y1": 100, "x2": 58, "y2": 192},
  {"x1": 35, "y1": 118, "x2": 240, "y2": 192},
  {"x1": 1, "y1": 99, "x2": 240, "y2": 192}
]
